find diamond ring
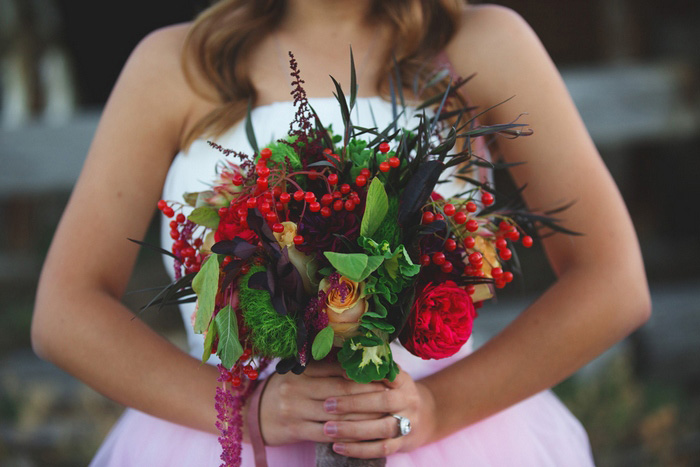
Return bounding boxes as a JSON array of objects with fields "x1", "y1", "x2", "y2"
[{"x1": 392, "y1": 414, "x2": 412, "y2": 437}]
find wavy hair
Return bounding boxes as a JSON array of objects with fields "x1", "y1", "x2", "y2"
[{"x1": 181, "y1": 0, "x2": 464, "y2": 147}]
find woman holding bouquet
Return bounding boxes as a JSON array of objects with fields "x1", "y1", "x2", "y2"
[{"x1": 32, "y1": 0, "x2": 650, "y2": 465}]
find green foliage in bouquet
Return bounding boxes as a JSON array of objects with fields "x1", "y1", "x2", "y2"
[
  {"x1": 238, "y1": 265, "x2": 298, "y2": 359},
  {"x1": 338, "y1": 332, "x2": 399, "y2": 384}
]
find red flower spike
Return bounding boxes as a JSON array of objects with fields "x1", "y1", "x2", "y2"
[
  {"x1": 496, "y1": 237, "x2": 508, "y2": 250},
  {"x1": 256, "y1": 177, "x2": 269, "y2": 191},
  {"x1": 309, "y1": 202, "x2": 321, "y2": 212},
  {"x1": 379, "y1": 142, "x2": 390, "y2": 153},
  {"x1": 304, "y1": 192, "x2": 316, "y2": 203},
  {"x1": 500, "y1": 248, "x2": 512, "y2": 260},
  {"x1": 491, "y1": 267, "x2": 504, "y2": 279},
  {"x1": 441, "y1": 262, "x2": 454, "y2": 273},
  {"x1": 333, "y1": 200, "x2": 344, "y2": 211},
  {"x1": 420, "y1": 255, "x2": 431, "y2": 267},
  {"x1": 279, "y1": 192, "x2": 291, "y2": 204},
  {"x1": 260, "y1": 148, "x2": 272, "y2": 159},
  {"x1": 466, "y1": 219, "x2": 479, "y2": 232},
  {"x1": 340, "y1": 184, "x2": 351, "y2": 194},
  {"x1": 344, "y1": 200, "x2": 355, "y2": 211},
  {"x1": 422, "y1": 211, "x2": 435, "y2": 224},
  {"x1": 454, "y1": 212, "x2": 467, "y2": 224},
  {"x1": 293, "y1": 235, "x2": 304, "y2": 245},
  {"x1": 522, "y1": 235, "x2": 534, "y2": 248},
  {"x1": 466, "y1": 202, "x2": 477, "y2": 213},
  {"x1": 379, "y1": 161, "x2": 390, "y2": 172},
  {"x1": 482, "y1": 191, "x2": 494, "y2": 206},
  {"x1": 321, "y1": 207, "x2": 332, "y2": 217},
  {"x1": 355, "y1": 175, "x2": 367, "y2": 187},
  {"x1": 464, "y1": 236, "x2": 476, "y2": 249},
  {"x1": 360, "y1": 168, "x2": 371, "y2": 177},
  {"x1": 328, "y1": 173, "x2": 339, "y2": 185},
  {"x1": 445, "y1": 238, "x2": 457, "y2": 251},
  {"x1": 388, "y1": 156, "x2": 400, "y2": 168},
  {"x1": 432, "y1": 252, "x2": 446, "y2": 265},
  {"x1": 321, "y1": 194, "x2": 333, "y2": 206},
  {"x1": 293, "y1": 190, "x2": 305, "y2": 201},
  {"x1": 444, "y1": 204, "x2": 456, "y2": 216},
  {"x1": 504, "y1": 271, "x2": 514, "y2": 283}
]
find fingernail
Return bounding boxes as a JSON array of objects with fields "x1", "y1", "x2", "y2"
[
  {"x1": 324, "y1": 422, "x2": 338, "y2": 436},
  {"x1": 324, "y1": 398, "x2": 337, "y2": 413},
  {"x1": 333, "y1": 443, "x2": 346, "y2": 454}
]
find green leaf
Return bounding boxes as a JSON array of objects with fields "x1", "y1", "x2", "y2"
[
  {"x1": 202, "y1": 320, "x2": 218, "y2": 363},
  {"x1": 245, "y1": 99, "x2": 259, "y2": 154},
  {"x1": 192, "y1": 254, "x2": 221, "y2": 333},
  {"x1": 214, "y1": 305, "x2": 244, "y2": 369},
  {"x1": 311, "y1": 325, "x2": 335, "y2": 360},
  {"x1": 188, "y1": 206, "x2": 220, "y2": 230},
  {"x1": 324, "y1": 252, "x2": 383, "y2": 282},
  {"x1": 360, "y1": 177, "x2": 389, "y2": 237}
]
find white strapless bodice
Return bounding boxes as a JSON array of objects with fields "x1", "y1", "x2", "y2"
[{"x1": 160, "y1": 97, "x2": 473, "y2": 380}]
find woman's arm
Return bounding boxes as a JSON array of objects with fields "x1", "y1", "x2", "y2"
[
  {"x1": 320, "y1": 5, "x2": 651, "y2": 457},
  {"x1": 31, "y1": 24, "x2": 223, "y2": 433}
]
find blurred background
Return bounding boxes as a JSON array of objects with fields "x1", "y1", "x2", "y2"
[{"x1": 1, "y1": 0, "x2": 699, "y2": 465}]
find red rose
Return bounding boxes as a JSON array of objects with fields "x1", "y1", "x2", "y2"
[
  {"x1": 401, "y1": 281, "x2": 476, "y2": 360},
  {"x1": 214, "y1": 199, "x2": 258, "y2": 243}
]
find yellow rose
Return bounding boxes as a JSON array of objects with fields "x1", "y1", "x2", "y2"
[
  {"x1": 319, "y1": 276, "x2": 368, "y2": 346},
  {"x1": 273, "y1": 221, "x2": 317, "y2": 295}
]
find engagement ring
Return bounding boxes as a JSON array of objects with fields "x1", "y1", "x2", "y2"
[{"x1": 392, "y1": 414, "x2": 412, "y2": 437}]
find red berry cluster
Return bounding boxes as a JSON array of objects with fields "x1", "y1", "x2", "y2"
[
  {"x1": 158, "y1": 200, "x2": 204, "y2": 275},
  {"x1": 218, "y1": 348, "x2": 259, "y2": 387}
]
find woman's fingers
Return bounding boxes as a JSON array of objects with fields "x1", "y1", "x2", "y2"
[
  {"x1": 295, "y1": 376, "x2": 386, "y2": 401},
  {"x1": 332, "y1": 437, "x2": 403, "y2": 459},
  {"x1": 323, "y1": 415, "x2": 400, "y2": 441},
  {"x1": 324, "y1": 388, "x2": 408, "y2": 415}
]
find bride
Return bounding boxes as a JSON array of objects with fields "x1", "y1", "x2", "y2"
[{"x1": 32, "y1": 1, "x2": 650, "y2": 465}]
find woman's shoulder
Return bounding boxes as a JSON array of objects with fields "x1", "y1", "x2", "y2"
[{"x1": 444, "y1": 4, "x2": 557, "y2": 116}]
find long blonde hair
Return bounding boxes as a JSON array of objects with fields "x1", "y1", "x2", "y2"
[{"x1": 181, "y1": 0, "x2": 464, "y2": 147}]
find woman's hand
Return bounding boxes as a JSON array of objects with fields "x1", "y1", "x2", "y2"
[
  {"x1": 259, "y1": 361, "x2": 387, "y2": 446},
  {"x1": 320, "y1": 366, "x2": 438, "y2": 459}
]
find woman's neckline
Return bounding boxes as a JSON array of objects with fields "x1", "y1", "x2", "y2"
[{"x1": 251, "y1": 95, "x2": 388, "y2": 113}]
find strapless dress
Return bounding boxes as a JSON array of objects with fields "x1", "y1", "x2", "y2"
[{"x1": 91, "y1": 97, "x2": 595, "y2": 466}]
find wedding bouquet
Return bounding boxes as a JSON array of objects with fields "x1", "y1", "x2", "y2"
[{"x1": 141, "y1": 53, "x2": 575, "y2": 467}]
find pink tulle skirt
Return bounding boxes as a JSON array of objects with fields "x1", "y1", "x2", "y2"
[{"x1": 90, "y1": 389, "x2": 594, "y2": 466}]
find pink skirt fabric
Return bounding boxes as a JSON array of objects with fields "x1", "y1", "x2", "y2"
[{"x1": 90, "y1": 388, "x2": 594, "y2": 466}]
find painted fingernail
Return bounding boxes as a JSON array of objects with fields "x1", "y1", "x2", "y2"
[
  {"x1": 324, "y1": 398, "x2": 337, "y2": 413},
  {"x1": 324, "y1": 422, "x2": 338, "y2": 436},
  {"x1": 333, "y1": 443, "x2": 346, "y2": 454}
]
